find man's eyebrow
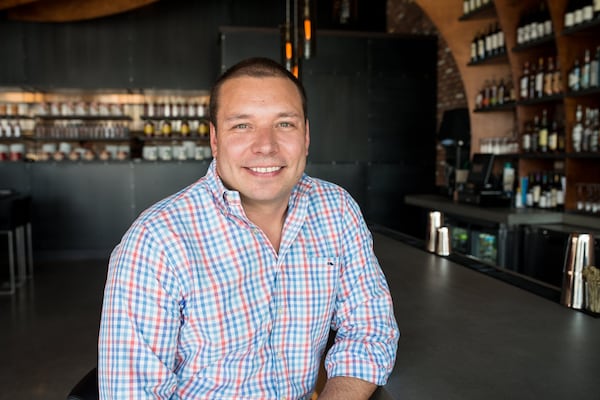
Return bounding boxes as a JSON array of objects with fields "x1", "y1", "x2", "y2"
[{"x1": 223, "y1": 113, "x2": 251, "y2": 122}]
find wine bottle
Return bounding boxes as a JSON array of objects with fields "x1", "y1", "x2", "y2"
[
  {"x1": 590, "y1": 46, "x2": 600, "y2": 87},
  {"x1": 531, "y1": 115, "x2": 540, "y2": 152},
  {"x1": 544, "y1": 56, "x2": 555, "y2": 96},
  {"x1": 569, "y1": 58, "x2": 581, "y2": 91},
  {"x1": 539, "y1": 109, "x2": 549, "y2": 152},
  {"x1": 535, "y1": 57, "x2": 545, "y2": 98},
  {"x1": 572, "y1": 104, "x2": 584, "y2": 152},
  {"x1": 581, "y1": 49, "x2": 591, "y2": 90},
  {"x1": 520, "y1": 61, "x2": 530, "y2": 99},
  {"x1": 522, "y1": 122, "x2": 532, "y2": 152},
  {"x1": 549, "y1": 119, "x2": 558, "y2": 152}
]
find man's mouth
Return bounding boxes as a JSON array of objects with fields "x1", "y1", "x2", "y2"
[{"x1": 248, "y1": 166, "x2": 283, "y2": 173}]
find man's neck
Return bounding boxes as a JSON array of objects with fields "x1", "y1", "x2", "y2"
[{"x1": 242, "y1": 201, "x2": 288, "y2": 253}]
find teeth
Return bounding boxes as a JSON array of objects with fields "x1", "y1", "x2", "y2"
[{"x1": 250, "y1": 166, "x2": 281, "y2": 173}]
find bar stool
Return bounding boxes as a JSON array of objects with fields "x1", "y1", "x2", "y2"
[{"x1": 0, "y1": 191, "x2": 33, "y2": 295}]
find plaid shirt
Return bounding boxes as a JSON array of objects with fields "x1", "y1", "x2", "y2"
[{"x1": 98, "y1": 161, "x2": 398, "y2": 399}]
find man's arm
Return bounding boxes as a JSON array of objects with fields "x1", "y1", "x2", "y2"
[
  {"x1": 324, "y1": 194, "x2": 399, "y2": 389},
  {"x1": 318, "y1": 376, "x2": 377, "y2": 400},
  {"x1": 98, "y1": 224, "x2": 181, "y2": 399}
]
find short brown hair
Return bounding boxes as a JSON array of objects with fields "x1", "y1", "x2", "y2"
[{"x1": 209, "y1": 57, "x2": 307, "y2": 128}]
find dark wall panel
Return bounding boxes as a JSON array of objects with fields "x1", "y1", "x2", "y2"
[
  {"x1": 132, "y1": 161, "x2": 210, "y2": 216},
  {"x1": 30, "y1": 163, "x2": 133, "y2": 257}
]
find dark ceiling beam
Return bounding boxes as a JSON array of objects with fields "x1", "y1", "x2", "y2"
[
  {"x1": 5, "y1": 0, "x2": 159, "y2": 22},
  {"x1": 0, "y1": 0, "x2": 39, "y2": 11}
]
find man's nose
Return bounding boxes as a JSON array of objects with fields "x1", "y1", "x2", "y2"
[{"x1": 251, "y1": 126, "x2": 278, "y2": 154}]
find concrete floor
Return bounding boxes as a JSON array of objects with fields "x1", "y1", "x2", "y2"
[{"x1": 0, "y1": 259, "x2": 107, "y2": 400}]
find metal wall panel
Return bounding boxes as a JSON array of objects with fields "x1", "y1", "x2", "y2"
[
  {"x1": 305, "y1": 162, "x2": 367, "y2": 209},
  {"x1": 30, "y1": 163, "x2": 133, "y2": 257},
  {"x1": 132, "y1": 161, "x2": 210, "y2": 216}
]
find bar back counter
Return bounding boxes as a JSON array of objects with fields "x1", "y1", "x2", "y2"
[{"x1": 373, "y1": 233, "x2": 600, "y2": 400}]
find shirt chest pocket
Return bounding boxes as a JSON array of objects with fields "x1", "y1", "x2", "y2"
[{"x1": 281, "y1": 256, "x2": 340, "y2": 331}]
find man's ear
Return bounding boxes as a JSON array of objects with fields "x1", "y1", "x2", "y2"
[{"x1": 209, "y1": 122, "x2": 217, "y2": 158}]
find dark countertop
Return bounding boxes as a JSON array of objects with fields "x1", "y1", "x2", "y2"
[
  {"x1": 373, "y1": 233, "x2": 600, "y2": 400},
  {"x1": 405, "y1": 194, "x2": 600, "y2": 230}
]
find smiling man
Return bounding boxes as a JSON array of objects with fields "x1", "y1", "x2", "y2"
[{"x1": 99, "y1": 57, "x2": 399, "y2": 399}]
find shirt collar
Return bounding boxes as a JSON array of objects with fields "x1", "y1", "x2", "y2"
[{"x1": 203, "y1": 159, "x2": 314, "y2": 217}]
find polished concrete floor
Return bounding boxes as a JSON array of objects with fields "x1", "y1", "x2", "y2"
[{"x1": 0, "y1": 258, "x2": 107, "y2": 400}]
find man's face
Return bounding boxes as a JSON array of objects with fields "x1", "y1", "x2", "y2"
[{"x1": 210, "y1": 76, "x2": 310, "y2": 211}]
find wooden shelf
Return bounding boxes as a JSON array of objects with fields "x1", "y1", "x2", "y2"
[
  {"x1": 459, "y1": 2, "x2": 496, "y2": 21},
  {"x1": 517, "y1": 94, "x2": 565, "y2": 106},
  {"x1": 474, "y1": 101, "x2": 516, "y2": 112},
  {"x1": 27, "y1": 136, "x2": 130, "y2": 142},
  {"x1": 565, "y1": 87, "x2": 600, "y2": 99},
  {"x1": 561, "y1": 18, "x2": 600, "y2": 36},
  {"x1": 512, "y1": 35, "x2": 556, "y2": 52},
  {"x1": 34, "y1": 115, "x2": 132, "y2": 121},
  {"x1": 140, "y1": 115, "x2": 209, "y2": 121},
  {"x1": 467, "y1": 51, "x2": 508, "y2": 66}
]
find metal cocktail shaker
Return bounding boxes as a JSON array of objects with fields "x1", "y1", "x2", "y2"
[
  {"x1": 560, "y1": 233, "x2": 595, "y2": 309},
  {"x1": 426, "y1": 211, "x2": 443, "y2": 253}
]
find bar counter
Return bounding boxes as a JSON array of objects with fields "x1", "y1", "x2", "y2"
[
  {"x1": 405, "y1": 194, "x2": 600, "y2": 230},
  {"x1": 373, "y1": 232, "x2": 600, "y2": 400}
]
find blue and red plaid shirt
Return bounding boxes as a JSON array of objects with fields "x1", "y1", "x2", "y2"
[{"x1": 98, "y1": 161, "x2": 398, "y2": 399}]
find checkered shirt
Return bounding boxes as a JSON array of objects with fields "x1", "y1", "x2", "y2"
[{"x1": 98, "y1": 161, "x2": 399, "y2": 399}]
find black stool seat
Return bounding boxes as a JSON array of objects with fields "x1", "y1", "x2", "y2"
[{"x1": 0, "y1": 190, "x2": 33, "y2": 295}]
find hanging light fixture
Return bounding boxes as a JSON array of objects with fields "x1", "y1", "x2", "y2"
[
  {"x1": 302, "y1": 0, "x2": 315, "y2": 60},
  {"x1": 281, "y1": 0, "x2": 315, "y2": 78}
]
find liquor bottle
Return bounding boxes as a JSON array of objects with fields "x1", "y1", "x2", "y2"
[
  {"x1": 531, "y1": 115, "x2": 540, "y2": 152},
  {"x1": 569, "y1": 58, "x2": 581, "y2": 91},
  {"x1": 520, "y1": 61, "x2": 530, "y2": 99},
  {"x1": 544, "y1": 57, "x2": 554, "y2": 96},
  {"x1": 565, "y1": 0, "x2": 576, "y2": 28},
  {"x1": 180, "y1": 120, "x2": 190, "y2": 137},
  {"x1": 583, "y1": 0, "x2": 594, "y2": 21},
  {"x1": 575, "y1": 0, "x2": 584, "y2": 25},
  {"x1": 590, "y1": 108, "x2": 599, "y2": 152},
  {"x1": 497, "y1": 78, "x2": 506, "y2": 105},
  {"x1": 558, "y1": 122, "x2": 567, "y2": 152},
  {"x1": 522, "y1": 122, "x2": 532, "y2": 152},
  {"x1": 477, "y1": 30, "x2": 486, "y2": 61},
  {"x1": 535, "y1": 57, "x2": 545, "y2": 98},
  {"x1": 581, "y1": 49, "x2": 591, "y2": 89},
  {"x1": 582, "y1": 107, "x2": 592, "y2": 151},
  {"x1": 529, "y1": 61, "x2": 537, "y2": 99},
  {"x1": 539, "y1": 109, "x2": 549, "y2": 152},
  {"x1": 497, "y1": 22, "x2": 505, "y2": 53},
  {"x1": 572, "y1": 104, "x2": 584, "y2": 152},
  {"x1": 532, "y1": 172, "x2": 542, "y2": 208},
  {"x1": 482, "y1": 80, "x2": 491, "y2": 108},
  {"x1": 554, "y1": 173, "x2": 565, "y2": 211},
  {"x1": 541, "y1": 1, "x2": 553, "y2": 36},
  {"x1": 591, "y1": 46, "x2": 600, "y2": 87},
  {"x1": 471, "y1": 33, "x2": 478, "y2": 63},
  {"x1": 526, "y1": 173, "x2": 535, "y2": 207},
  {"x1": 553, "y1": 59, "x2": 563, "y2": 94},
  {"x1": 485, "y1": 24, "x2": 493, "y2": 58},
  {"x1": 595, "y1": 0, "x2": 600, "y2": 18},
  {"x1": 491, "y1": 22, "x2": 499, "y2": 56},
  {"x1": 463, "y1": 0, "x2": 470, "y2": 15},
  {"x1": 549, "y1": 119, "x2": 559, "y2": 152},
  {"x1": 490, "y1": 78, "x2": 498, "y2": 107}
]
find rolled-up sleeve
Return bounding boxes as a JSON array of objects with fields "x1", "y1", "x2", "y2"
[{"x1": 325, "y1": 196, "x2": 399, "y2": 385}]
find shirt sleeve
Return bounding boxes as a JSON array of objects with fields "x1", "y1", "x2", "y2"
[
  {"x1": 98, "y1": 222, "x2": 182, "y2": 399},
  {"x1": 324, "y1": 194, "x2": 399, "y2": 386}
]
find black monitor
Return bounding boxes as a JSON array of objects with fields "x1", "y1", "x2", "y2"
[{"x1": 467, "y1": 153, "x2": 494, "y2": 188}]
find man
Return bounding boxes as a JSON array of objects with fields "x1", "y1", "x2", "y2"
[{"x1": 99, "y1": 57, "x2": 399, "y2": 399}]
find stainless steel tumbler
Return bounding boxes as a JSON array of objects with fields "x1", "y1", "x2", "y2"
[{"x1": 561, "y1": 233, "x2": 595, "y2": 309}]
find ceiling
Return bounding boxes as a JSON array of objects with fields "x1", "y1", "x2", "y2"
[{"x1": 0, "y1": 0, "x2": 158, "y2": 22}]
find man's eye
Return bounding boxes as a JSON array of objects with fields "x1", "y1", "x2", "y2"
[
  {"x1": 278, "y1": 122, "x2": 293, "y2": 128},
  {"x1": 234, "y1": 123, "x2": 249, "y2": 129}
]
